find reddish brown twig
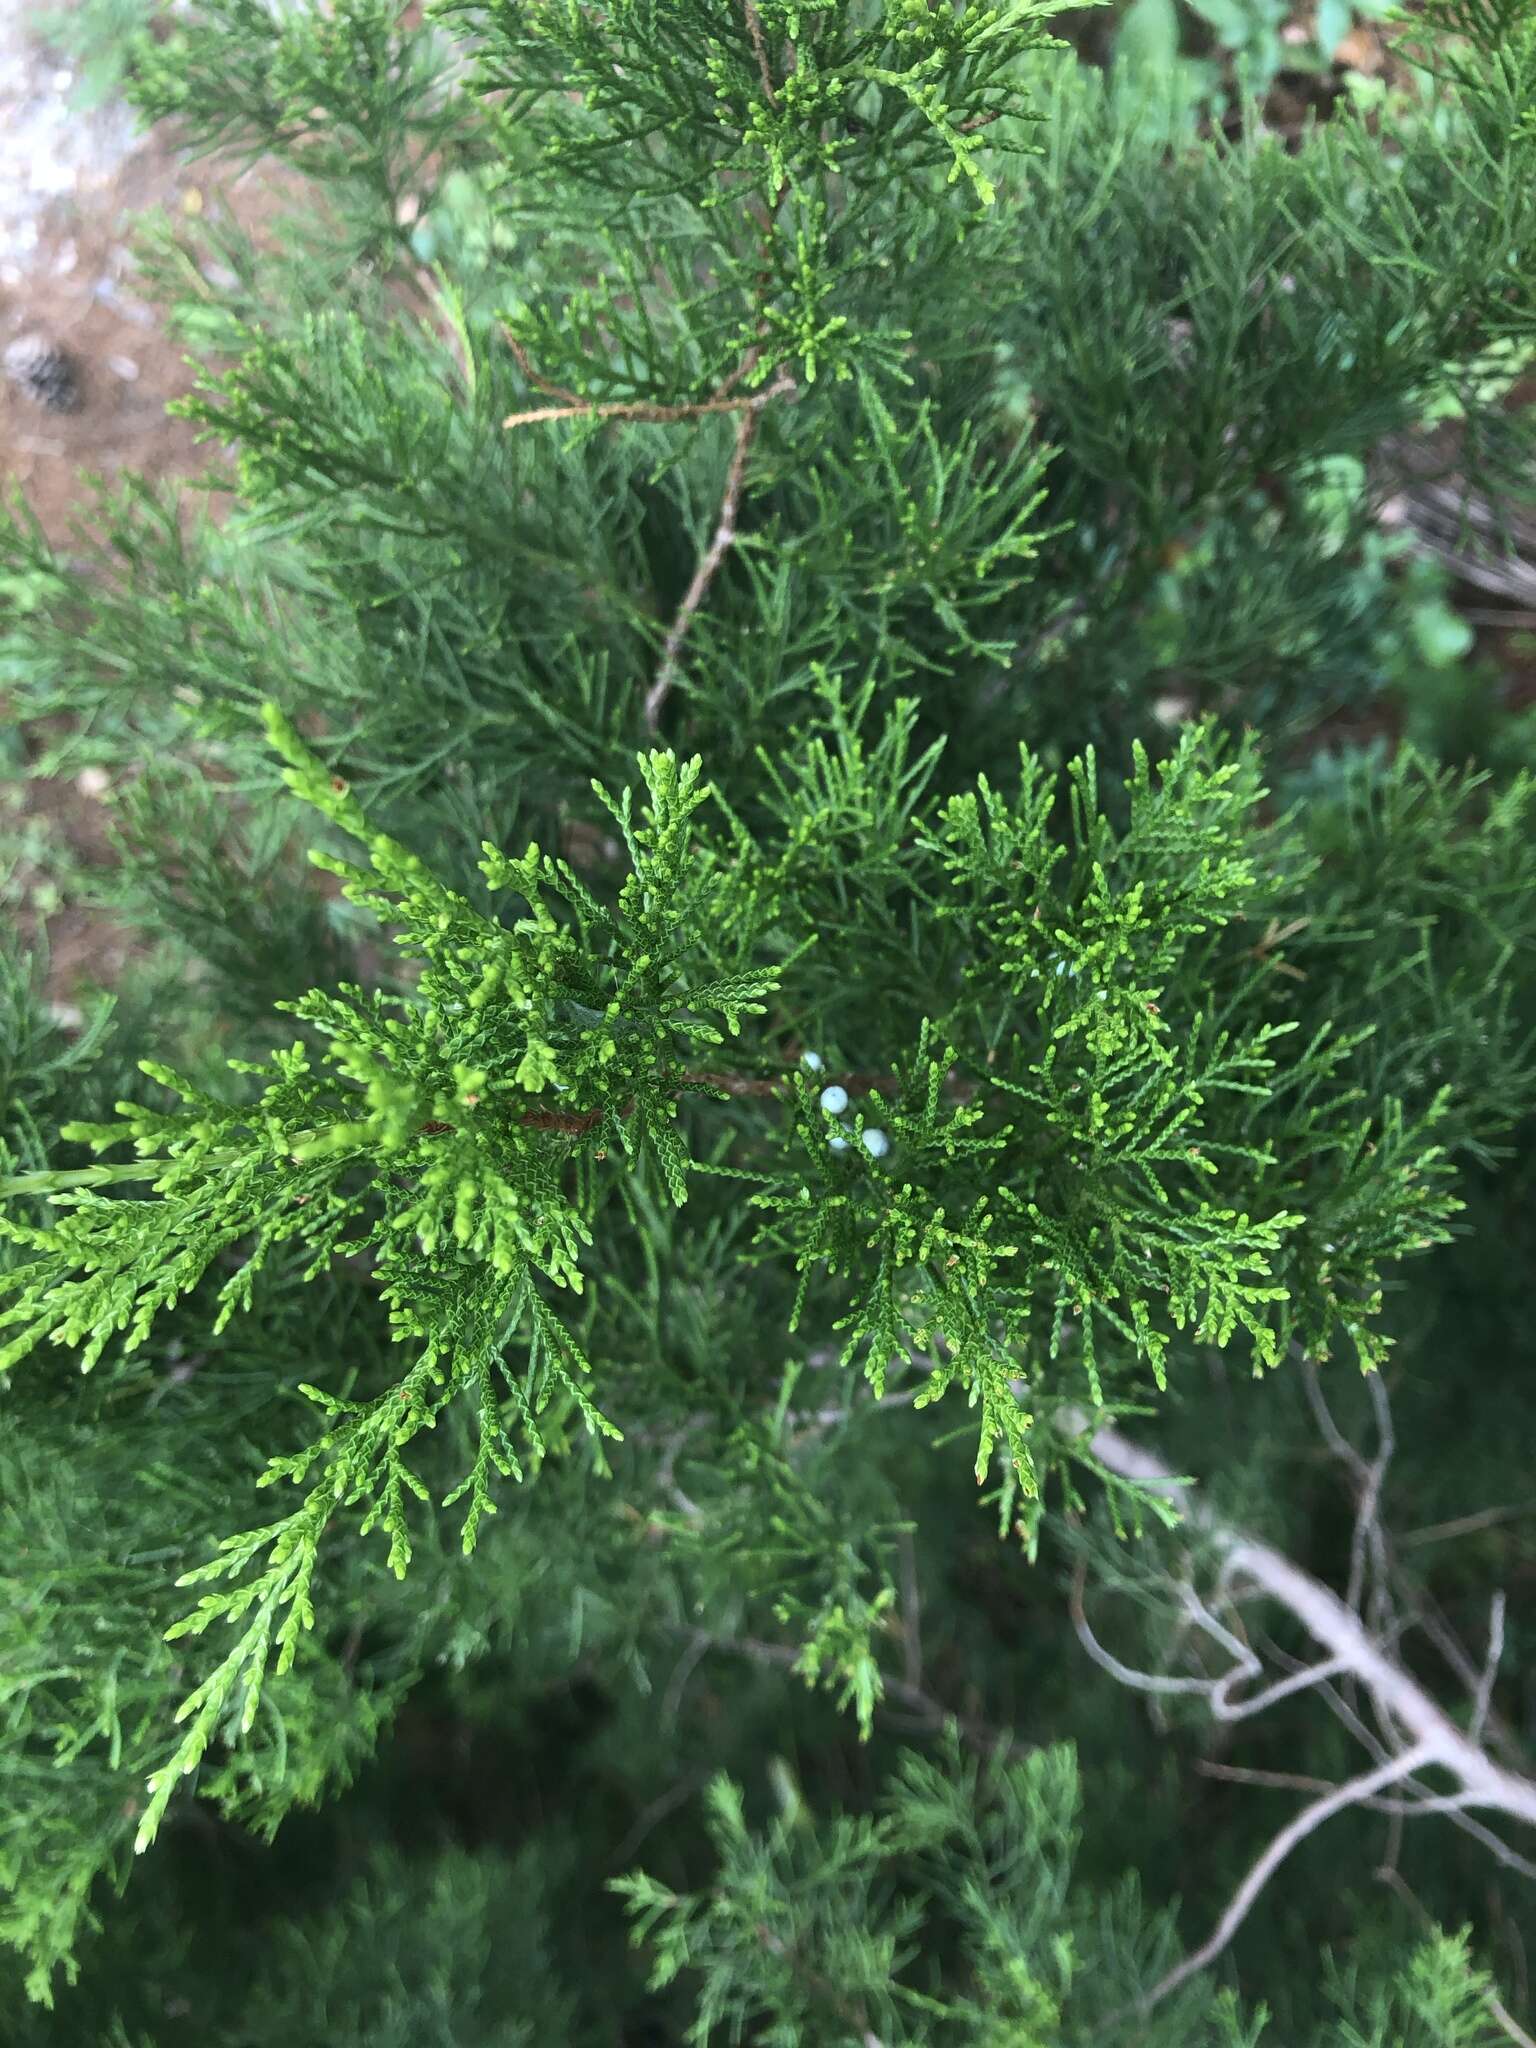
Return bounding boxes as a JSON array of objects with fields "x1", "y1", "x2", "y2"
[
  {"x1": 421, "y1": 1105, "x2": 613, "y2": 1138},
  {"x1": 642, "y1": 369, "x2": 795, "y2": 731},
  {"x1": 501, "y1": 328, "x2": 584, "y2": 409},
  {"x1": 742, "y1": 0, "x2": 779, "y2": 106},
  {"x1": 682, "y1": 1071, "x2": 786, "y2": 1099},
  {"x1": 414, "y1": 1060, "x2": 915, "y2": 1148},
  {"x1": 684, "y1": 1068, "x2": 902, "y2": 1101},
  {"x1": 520, "y1": 1103, "x2": 615, "y2": 1135}
]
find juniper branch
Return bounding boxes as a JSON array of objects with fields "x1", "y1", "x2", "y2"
[{"x1": 502, "y1": 375, "x2": 792, "y2": 433}]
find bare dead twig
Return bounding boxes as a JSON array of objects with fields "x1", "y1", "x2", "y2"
[
  {"x1": 1477, "y1": 1985, "x2": 1531, "y2": 2043},
  {"x1": 1392, "y1": 1581, "x2": 1525, "y2": 1767},
  {"x1": 897, "y1": 1524, "x2": 923, "y2": 1692},
  {"x1": 1133, "y1": 1746, "x2": 1437, "y2": 2017},
  {"x1": 503, "y1": 378, "x2": 789, "y2": 432},
  {"x1": 1512, "y1": 1973, "x2": 1536, "y2": 2041},
  {"x1": 1305, "y1": 1669, "x2": 1536, "y2": 1882},
  {"x1": 1301, "y1": 1360, "x2": 1527, "y2": 1766},
  {"x1": 1065, "y1": 1409, "x2": 1536, "y2": 1824},
  {"x1": 1473, "y1": 1593, "x2": 1509, "y2": 1746},
  {"x1": 1060, "y1": 1406, "x2": 1536, "y2": 2019},
  {"x1": 1194, "y1": 1759, "x2": 1338, "y2": 1796},
  {"x1": 1301, "y1": 1358, "x2": 1393, "y2": 1622},
  {"x1": 1401, "y1": 1503, "x2": 1536, "y2": 1549},
  {"x1": 643, "y1": 369, "x2": 796, "y2": 732},
  {"x1": 1070, "y1": 1561, "x2": 1223, "y2": 1703},
  {"x1": 1183, "y1": 1759, "x2": 1536, "y2": 1874},
  {"x1": 1073, "y1": 1560, "x2": 1352, "y2": 1722}
]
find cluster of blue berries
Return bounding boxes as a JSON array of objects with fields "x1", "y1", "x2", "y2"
[{"x1": 801, "y1": 1051, "x2": 890, "y2": 1159}]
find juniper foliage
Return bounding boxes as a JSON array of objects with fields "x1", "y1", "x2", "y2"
[
  {"x1": 616, "y1": 1737, "x2": 1518, "y2": 2046},
  {"x1": 3, "y1": 0, "x2": 1536, "y2": 2037}
]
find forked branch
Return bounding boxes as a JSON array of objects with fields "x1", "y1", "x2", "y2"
[
  {"x1": 1060, "y1": 1403, "x2": 1536, "y2": 2024},
  {"x1": 643, "y1": 371, "x2": 794, "y2": 731}
]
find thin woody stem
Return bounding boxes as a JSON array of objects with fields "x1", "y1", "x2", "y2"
[
  {"x1": 742, "y1": 0, "x2": 780, "y2": 106},
  {"x1": 416, "y1": 1057, "x2": 913, "y2": 1142},
  {"x1": 504, "y1": 382, "x2": 789, "y2": 431},
  {"x1": 1066, "y1": 1410, "x2": 1536, "y2": 2022},
  {"x1": 1133, "y1": 1746, "x2": 1436, "y2": 2017},
  {"x1": 501, "y1": 8, "x2": 793, "y2": 720},
  {"x1": 1065, "y1": 1411, "x2": 1536, "y2": 1828},
  {"x1": 500, "y1": 328, "x2": 583, "y2": 409},
  {"x1": 643, "y1": 370, "x2": 795, "y2": 732},
  {"x1": 502, "y1": 324, "x2": 785, "y2": 428}
]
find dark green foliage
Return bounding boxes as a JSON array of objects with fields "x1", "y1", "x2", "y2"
[
  {"x1": 3, "y1": 0, "x2": 1536, "y2": 2037},
  {"x1": 9, "y1": 709, "x2": 1525, "y2": 1843},
  {"x1": 4, "y1": 705, "x2": 1532, "y2": 2012},
  {"x1": 617, "y1": 1738, "x2": 1513, "y2": 2045},
  {"x1": 8, "y1": 0, "x2": 1536, "y2": 848},
  {"x1": 991, "y1": 40, "x2": 1536, "y2": 740}
]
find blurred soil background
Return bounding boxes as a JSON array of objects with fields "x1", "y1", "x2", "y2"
[
  {"x1": 1, "y1": 0, "x2": 235, "y2": 1004},
  {"x1": 0, "y1": 4, "x2": 199, "y2": 540}
]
